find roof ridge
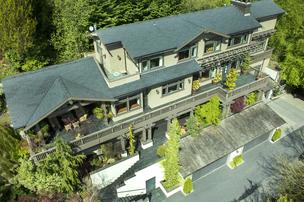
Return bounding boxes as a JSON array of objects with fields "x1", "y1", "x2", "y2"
[
  {"x1": 97, "y1": 5, "x2": 233, "y2": 32},
  {"x1": 24, "y1": 77, "x2": 70, "y2": 128},
  {"x1": 2, "y1": 57, "x2": 94, "y2": 82}
]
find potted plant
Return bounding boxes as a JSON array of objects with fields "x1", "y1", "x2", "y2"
[
  {"x1": 182, "y1": 177, "x2": 193, "y2": 196},
  {"x1": 192, "y1": 80, "x2": 200, "y2": 91},
  {"x1": 212, "y1": 72, "x2": 222, "y2": 84},
  {"x1": 241, "y1": 54, "x2": 251, "y2": 74},
  {"x1": 93, "y1": 107, "x2": 104, "y2": 120}
]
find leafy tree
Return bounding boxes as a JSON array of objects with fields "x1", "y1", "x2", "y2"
[
  {"x1": 128, "y1": 125, "x2": 135, "y2": 155},
  {"x1": 225, "y1": 68, "x2": 238, "y2": 90},
  {"x1": 162, "y1": 118, "x2": 181, "y2": 189},
  {"x1": 195, "y1": 96, "x2": 221, "y2": 126},
  {"x1": 0, "y1": 0, "x2": 36, "y2": 57},
  {"x1": 263, "y1": 156, "x2": 304, "y2": 202},
  {"x1": 15, "y1": 138, "x2": 84, "y2": 194},
  {"x1": 51, "y1": 0, "x2": 92, "y2": 62},
  {"x1": 270, "y1": 0, "x2": 304, "y2": 87},
  {"x1": 186, "y1": 115, "x2": 200, "y2": 137},
  {"x1": 230, "y1": 96, "x2": 245, "y2": 114}
]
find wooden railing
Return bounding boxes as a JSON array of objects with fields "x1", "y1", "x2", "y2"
[{"x1": 30, "y1": 76, "x2": 270, "y2": 162}]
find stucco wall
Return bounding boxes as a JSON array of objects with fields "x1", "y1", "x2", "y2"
[
  {"x1": 147, "y1": 76, "x2": 193, "y2": 109},
  {"x1": 256, "y1": 18, "x2": 277, "y2": 33},
  {"x1": 90, "y1": 154, "x2": 140, "y2": 189},
  {"x1": 117, "y1": 161, "x2": 164, "y2": 197}
]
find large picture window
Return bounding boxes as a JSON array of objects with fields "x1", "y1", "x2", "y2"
[
  {"x1": 204, "y1": 41, "x2": 221, "y2": 53},
  {"x1": 140, "y1": 57, "x2": 163, "y2": 72},
  {"x1": 115, "y1": 94, "x2": 141, "y2": 115},
  {"x1": 178, "y1": 45, "x2": 197, "y2": 61},
  {"x1": 228, "y1": 34, "x2": 248, "y2": 47},
  {"x1": 162, "y1": 80, "x2": 184, "y2": 96}
]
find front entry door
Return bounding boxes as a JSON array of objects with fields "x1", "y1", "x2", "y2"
[{"x1": 145, "y1": 177, "x2": 156, "y2": 193}]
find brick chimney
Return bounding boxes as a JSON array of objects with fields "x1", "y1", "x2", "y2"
[{"x1": 231, "y1": 0, "x2": 252, "y2": 16}]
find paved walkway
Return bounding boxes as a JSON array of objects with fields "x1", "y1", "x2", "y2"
[{"x1": 152, "y1": 94, "x2": 304, "y2": 202}]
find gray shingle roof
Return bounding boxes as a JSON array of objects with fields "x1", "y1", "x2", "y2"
[
  {"x1": 96, "y1": 0, "x2": 283, "y2": 59},
  {"x1": 251, "y1": 0, "x2": 285, "y2": 20},
  {"x1": 97, "y1": 5, "x2": 261, "y2": 58},
  {"x1": 2, "y1": 57, "x2": 201, "y2": 129},
  {"x1": 2, "y1": 57, "x2": 115, "y2": 129},
  {"x1": 179, "y1": 103, "x2": 286, "y2": 177}
]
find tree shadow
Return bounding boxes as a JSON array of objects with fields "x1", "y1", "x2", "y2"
[{"x1": 280, "y1": 126, "x2": 304, "y2": 159}]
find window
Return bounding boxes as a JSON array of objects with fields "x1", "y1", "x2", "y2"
[
  {"x1": 140, "y1": 57, "x2": 162, "y2": 72},
  {"x1": 115, "y1": 94, "x2": 141, "y2": 115},
  {"x1": 228, "y1": 34, "x2": 248, "y2": 47},
  {"x1": 204, "y1": 41, "x2": 221, "y2": 53},
  {"x1": 201, "y1": 69, "x2": 210, "y2": 81},
  {"x1": 162, "y1": 80, "x2": 184, "y2": 96},
  {"x1": 178, "y1": 45, "x2": 197, "y2": 61},
  {"x1": 178, "y1": 49, "x2": 190, "y2": 60}
]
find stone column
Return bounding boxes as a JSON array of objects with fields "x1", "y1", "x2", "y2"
[
  {"x1": 141, "y1": 125, "x2": 153, "y2": 149},
  {"x1": 101, "y1": 103, "x2": 108, "y2": 125},
  {"x1": 222, "y1": 103, "x2": 231, "y2": 119},
  {"x1": 257, "y1": 90, "x2": 264, "y2": 101},
  {"x1": 21, "y1": 131, "x2": 36, "y2": 163},
  {"x1": 120, "y1": 136, "x2": 128, "y2": 157}
]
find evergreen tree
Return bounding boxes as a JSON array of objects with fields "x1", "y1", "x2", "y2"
[
  {"x1": 51, "y1": 0, "x2": 92, "y2": 62},
  {"x1": 182, "y1": 0, "x2": 230, "y2": 12},
  {"x1": 0, "y1": 0, "x2": 36, "y2": 57},
  {"x1": 163, "y1": 118, "x2": 181, "y2": 189},
  {"x1": 186, "y1": 115, "x2": 200, "y2": 137},
  {"x1": 270, "y1": 0, "x2": 304, "y2": 87},
  {"x1": 15, "y1": 138, "x2": 84, "y2": 194},
  {"x1": 225, "y1": 68, "x2": 238, "y2": 90},
  {"x1": 241, "y1": 54, "x2": 251, "y2": 74},
  {"x1": 128, "y1": 125, "x2": 135, "y2": 155}
]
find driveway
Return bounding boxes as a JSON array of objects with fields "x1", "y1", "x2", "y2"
[{"x1": 151, "y1": 94, "x2": 304, "y2": 202}]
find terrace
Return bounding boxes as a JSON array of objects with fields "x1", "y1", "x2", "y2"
[{"x1": 30, "y1": 69, "x2": 270, "y2": 162}]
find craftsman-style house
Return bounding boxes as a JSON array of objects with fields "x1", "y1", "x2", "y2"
[{"x1": 2, "y1": 0, "x2": 285, "y2": 200}]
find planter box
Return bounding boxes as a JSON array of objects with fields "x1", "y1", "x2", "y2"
[{"x1": 159, "y1": 181, "x2": 182, "y2": 198}]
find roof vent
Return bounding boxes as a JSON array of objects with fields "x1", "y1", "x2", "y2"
[{"x1": 231, "y1": 0, "x2": 252, "y2": 16}]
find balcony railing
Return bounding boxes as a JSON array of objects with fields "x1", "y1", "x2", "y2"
[
  {"x1": 198, "y1": 41, "x2": 266, "y2": 67},
  {"x1": 30, "y1": 75, "x2": 270, "y2": 162},
  {"x1": 252, "y1": 29, "x2": 276, "y2": 40}
]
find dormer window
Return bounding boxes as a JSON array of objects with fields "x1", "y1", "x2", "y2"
[
  {"x1": 140, "y1": 56, "x2": 163, "y2": 72},
  {"x1": 178, "y1": 45, "x2": 197, "y2": 61},
  {"x1": 204, "y1": 40, "x2": 221, "y2": 53},
  {"x1": 228, "y1": 34, "x2": 248, "y2": 47}
]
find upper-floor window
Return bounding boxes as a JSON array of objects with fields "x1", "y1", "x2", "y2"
[
  {"x1": 178, "y1": 45, "x2": 197, "y2": 61},
  {"x1": 162, "y1": 80, "x2": 184, "y2": 96},
  {"x1": 115, "y1": 94, "x2": 141, "y2": 115},
  {"x1": 204, "y1": 41, "x2": 221, "y2": 54},
  {"x1": 140, "y1": 56, "x2": 163, "y2": 72},
  {"x1": 228, "y1": 34, "x2": 248, "y2": 47}
]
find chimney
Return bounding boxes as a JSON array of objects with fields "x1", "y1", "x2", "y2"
[{"x1": 231, "y1": 0, "x2": 252, "y2": 16}]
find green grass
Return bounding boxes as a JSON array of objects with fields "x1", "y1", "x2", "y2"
[
  {"x1": 271, "y1": 128, "x2": 282, "y2": 142},
  {"x1": 0, "y1": 112, "x2": 11, "y2": 125},
  {"x1": 229, "y1": 154, "x2": 244, "y2": 169}
]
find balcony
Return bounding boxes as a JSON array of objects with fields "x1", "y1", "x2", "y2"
[
  {"x1": 252, "y1": 29, "x2": 276, "y2": 40},
  {"x1": 30, "y1": 73, "x2": 271, "y2": 162},
  {"x1": 198, "y1": 41, "x2": 266, "y2": 68}
]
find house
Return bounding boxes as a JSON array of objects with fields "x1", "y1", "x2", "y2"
[{"x1": 1, "y1": 0, "x2": 285, "y2": 200}]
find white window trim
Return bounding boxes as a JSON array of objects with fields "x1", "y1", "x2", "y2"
[
  {"x1": 140, "y1": 56, "x2": 163, "y2": 73},
  {"x1": 161, "y1": 80, "x2": 185, "y2": 96}
]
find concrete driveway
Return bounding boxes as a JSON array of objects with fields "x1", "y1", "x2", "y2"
[{"x1": 152, "y1": 94, "x2": 304, "y2": 202}]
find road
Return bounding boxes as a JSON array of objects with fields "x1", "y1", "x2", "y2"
[{"x1": 152, "y1": 94, "x2": 304, "y2": 202}]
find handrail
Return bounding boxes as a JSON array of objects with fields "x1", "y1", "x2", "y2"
[
  {"x1": 252, "y1": 29, "x2": 276, "y2": 39},
  {"x1": 31, "y1": 76, "x2": 270, "y2": 161}
]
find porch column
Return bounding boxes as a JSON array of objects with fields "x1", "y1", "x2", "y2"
[
  {"x1": 222, "y1": 103, "x2": 231, "y2": 119},
  {"x1": 257, "y1": 90, "x2": 264, "y2": 101},
  {"x1": 120, "y1": 136, "x2": 128, "y2": 157},
  {"x1": 141, "y1": 125, "x2": 153, "y2": 150},
  {"x1": 101, "y1": 103, "x2": 108, "y2": 125},
  {"x1": 21, "y1": 131, "x2": 36, "y2": 163}
]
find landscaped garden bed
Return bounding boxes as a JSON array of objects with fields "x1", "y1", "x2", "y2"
[{"x1": 228, "y1": 154, "x2": 244, "y2": 169}]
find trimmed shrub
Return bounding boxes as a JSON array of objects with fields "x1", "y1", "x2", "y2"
[
  {"x1": 245, "y1": 92, "x2": 257, "y2": 106},
  {"x1": 230, "y1": 97, "x2": 245, "y2": 114},
  {"x1": 192, "y1": 80, "x2": 200, "y2": 91},
  {"x1": 186, "y1": 115, "x2": 200, "y2": 137},
  {"x1": 213, "y1": 72, "x2": 222, "y2": 83},
  {"x1": 229, "y1": 154, "x2": 244, "y2": 169},
  {"x1": 93, "y1": 107, "x2": 104, "y2": 120},
  {"x1": 271, "y1": 128, "x2": 282, "y2": 142},
  {"x1": 157, "y1": 144, "x2": 167, "y2": 158},
  {"x1": 183, "y1": 177, "x2": 193, "y2": 194},
  {"x1": 225, "y1": 68, "x2": 238, "y2": 90}
]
